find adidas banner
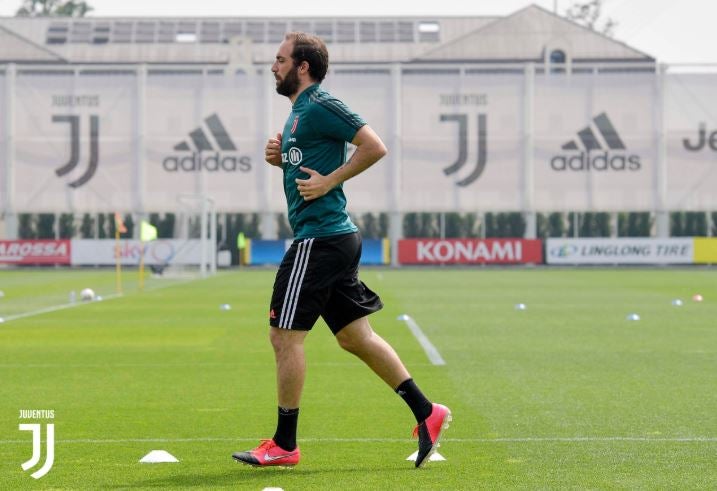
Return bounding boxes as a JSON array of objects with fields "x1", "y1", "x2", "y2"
[
  {"x1": 144, "y1": 72, "x2": 273, "y2": 212},
  {"x1": 3, "y1": 67, "x2": 717, "y2": 213},
  {"x1": 533, "y1": 73, "x2": 657, "y2": 211}
]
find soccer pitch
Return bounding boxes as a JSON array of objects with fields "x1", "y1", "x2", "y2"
[{"x1": 1, "y1": 267, "x2": 716, "y2": 489}]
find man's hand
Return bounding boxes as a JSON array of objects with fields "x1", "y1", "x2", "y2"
[
  {"x1": 265, "y1": 132, "x2": 283, "y2": 166},
  {"x1": 295, "y1": 166, "x2": 336, "y2": 201}
]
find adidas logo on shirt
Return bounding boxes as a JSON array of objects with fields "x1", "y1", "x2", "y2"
[
  {"x1": 162, "y1": 114, "x2": 252, "y2": 173},
  {"x1": 550, "y1": 112, "x2": 641, "y2": 172}
]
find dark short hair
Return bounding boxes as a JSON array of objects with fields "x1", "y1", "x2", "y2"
[{"x1": 285, "y1": 32, "x2": 329, "y2": 83}]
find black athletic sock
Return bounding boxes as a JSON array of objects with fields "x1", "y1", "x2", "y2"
[
  {"x1": 395, "y1": 378, "x2": 433, "y2": 423},
  {"x1": 272, "y1": 407, "x2": 299, "y2": 451}
]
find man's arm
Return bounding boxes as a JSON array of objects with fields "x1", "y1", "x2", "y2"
[{"x1": 295, "y1": 125, "x2": 387, "y2": 201}]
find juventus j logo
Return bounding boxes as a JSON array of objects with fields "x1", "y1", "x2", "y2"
[
  {"x1": 19, "y1": 423, "x2": 55, "y2": 479},
  {"x1": 52, "y1": 114, "x2": 99, "y2": 188},
  {"x1": 440, "y1": 113, "x2": 487, "y2": 187}
]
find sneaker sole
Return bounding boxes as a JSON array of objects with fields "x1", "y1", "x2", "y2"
[
  {"x1": 416, "y1": 410, "x2": 452, "y2": 469},
  {"x1": 232, "y1": 455, "x2": 298, "y2": 469}
]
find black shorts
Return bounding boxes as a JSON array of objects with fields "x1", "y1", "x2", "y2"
[{"x1": 269, "y1": 231, "x2": 383, "y2": 334}]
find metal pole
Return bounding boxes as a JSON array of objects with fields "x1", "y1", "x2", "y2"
[
  {"x1": 707, "y1": 211, "x2": 713, "y2": 237},
  {"x1": 655, "y1": 64, "x2": 669, "y2": 237},
  {"x1": 4, "y1": 64, "x2": 17, "y2": 239},
  {"x1": 260, "y1": 66, "x2": 278, "y2": 239},
  {"x1": 389, "y1": 63, "x2": 403, "y2": 266},
  {"x1": 135, "y1": 64, "x2": 147, "y2": 235},
  {"x1": 523, "y1": 63, "x2": 536, "y2": 239},
  {"x1": 210, "y1": 200, "x2": 217, "y2": 275},
  {"x1": 573, "y1": 212, "x2": 579, "y2": 238},
  {"x1": 200, "y1": 197, "x2": 208, "y2": 277},
  {"x1": 610, "y1": 211, "x2": 618, "y2": 237}
]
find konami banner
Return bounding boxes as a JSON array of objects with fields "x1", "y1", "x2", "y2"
[
  {"x1": 546, "y1": 238, "x2": 693, "y2": 264},
  {"x1": 398, "y1": 239, "x2": 543, "y2": 265}
]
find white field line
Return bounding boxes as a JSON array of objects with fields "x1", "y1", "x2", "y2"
[
  {"x1": 1, "y1": 436, "x2": 716, "y2": 445},
  {"x1": 1, "y1": 293, "x2": 124, "y2": 322},
  {"x1": 0, "y1": 361, "x2": 423, "y2": 368},
  {"x1": 399, "y1": 315, "x2": 446, "y2": 366}
]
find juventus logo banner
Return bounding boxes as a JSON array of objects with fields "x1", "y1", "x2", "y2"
[
  {"x1": 13, "y1": 70, "x2": 137, "y2": 212},
  {"x1": 663, "y1": 73, "x2": 717, "y2": 210},
  {"x1": 397, "y1": 71, "x2": 524, "y2": 212}
]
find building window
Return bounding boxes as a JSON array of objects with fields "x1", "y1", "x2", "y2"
[{"x1": 550, "y1": 49, "x2": 566, "y2": 64}]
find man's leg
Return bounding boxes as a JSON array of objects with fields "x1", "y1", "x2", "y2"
[
  {"x1": 334, "y1": 316, "x2": 452, "y2": 468},
  {"x1": 335, "y1": 317, "x2": 431, "y2": 421},
  {"x1": 270, "y1": 327, "x2": 308, "y2": 451},
  {"x1": 271, "y1": 327, "x2": 309, "y2": 408},
  {"x1": 232, "y1": 327, "x2": 307, "y2": 467}
]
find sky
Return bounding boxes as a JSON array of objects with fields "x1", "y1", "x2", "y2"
[{"x1": 0, "y1": 0, "x2": 714, "y2": 64}]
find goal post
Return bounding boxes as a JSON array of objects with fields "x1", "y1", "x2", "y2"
[{"x1": 171, "y1": 194, "x2": 217, "y2": 278}]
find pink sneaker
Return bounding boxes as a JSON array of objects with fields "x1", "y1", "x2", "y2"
[
  {"x1": 232, "y1": 439, "x2": 300, "y2": 467},
  {"x1": 412, "y1": 403, "x2": 452, "y2": 468}
]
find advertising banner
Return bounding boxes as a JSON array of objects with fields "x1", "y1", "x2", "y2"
[
  {"x1": 693, "y1": 238, "x2": 717, "y2": 264},
  {"x1": 13, "y1": 71, "x2": 137, "y2": 212},
  {"x1": 546, "y1": 238, "x2": 693, "y2": 264},
  {"x1": 0, "y1": 240, "x2": 71, "y2": 265},
  {"x1": 144, "y1": 71, "x2": 269, "y2": 212},
  {"x1": 70, "y1": 239, "x2": 203, "y2": 266},
  {"x1": 533, "y1": 73, "x2": 657, "y2": 211},
  {"x1": 4, "y1": 68, "x2": 717, "y2": 214},
  {"x1": 246, "y1": 239, "x2": 388, "y2": 265},
  {"x1": 664, "y1": 73, "x2": 717, "y2": 210},
  {"x1": 399, "y1": 72, "x2": 524, "y2": 211},
  {"x1": 398, "y1": 239, "x2": 543, "y2": 265}
]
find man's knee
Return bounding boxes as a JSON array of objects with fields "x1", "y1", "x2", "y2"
[
  {"x1": 269, "y1": 326, "x2": 306, "y2": 353},
  {"x1": 335, "y1": 321, "x2": 373, "y2": 354}
]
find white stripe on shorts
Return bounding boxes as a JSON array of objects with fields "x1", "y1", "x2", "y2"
[{"x1": 279, "y1": 238, "x2": 314, "y2": 329}]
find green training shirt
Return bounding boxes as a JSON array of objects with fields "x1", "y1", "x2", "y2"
[{"x1": 280, "y1": 84, "x2": 366, "y2": 239}]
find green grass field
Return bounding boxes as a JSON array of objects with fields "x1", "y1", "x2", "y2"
[{"x1": 1, "y1": 267, "x2": 716, "y2": 490}]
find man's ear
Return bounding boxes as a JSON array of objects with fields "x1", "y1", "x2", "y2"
[{"x1": 298, "y1": 60, "x2": 310, "y2": 74}]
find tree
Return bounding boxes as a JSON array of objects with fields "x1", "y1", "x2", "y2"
[
  {"x1": 565, "y1": 0, "x2": 617, "y2": 37},
  {"x1": 18, "y1": 214, "x2": 35, "y2": 239},
  {"x1": 79, "y1": 213, "x2": 94, "y2": 238},
  {"x1": 15, "y1": 0, "x2": 92, "y2": 17},
  {"x1": 58, "y1": 213, "x2": 75, "y2": 238},
  {"x1": 36, "y1": 213, "x2": 56, "y2": 238}
]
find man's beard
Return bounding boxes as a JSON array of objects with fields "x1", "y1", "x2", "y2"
[{"x1": 276, "y1": 65, "x2": 300, "y2": 97}]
